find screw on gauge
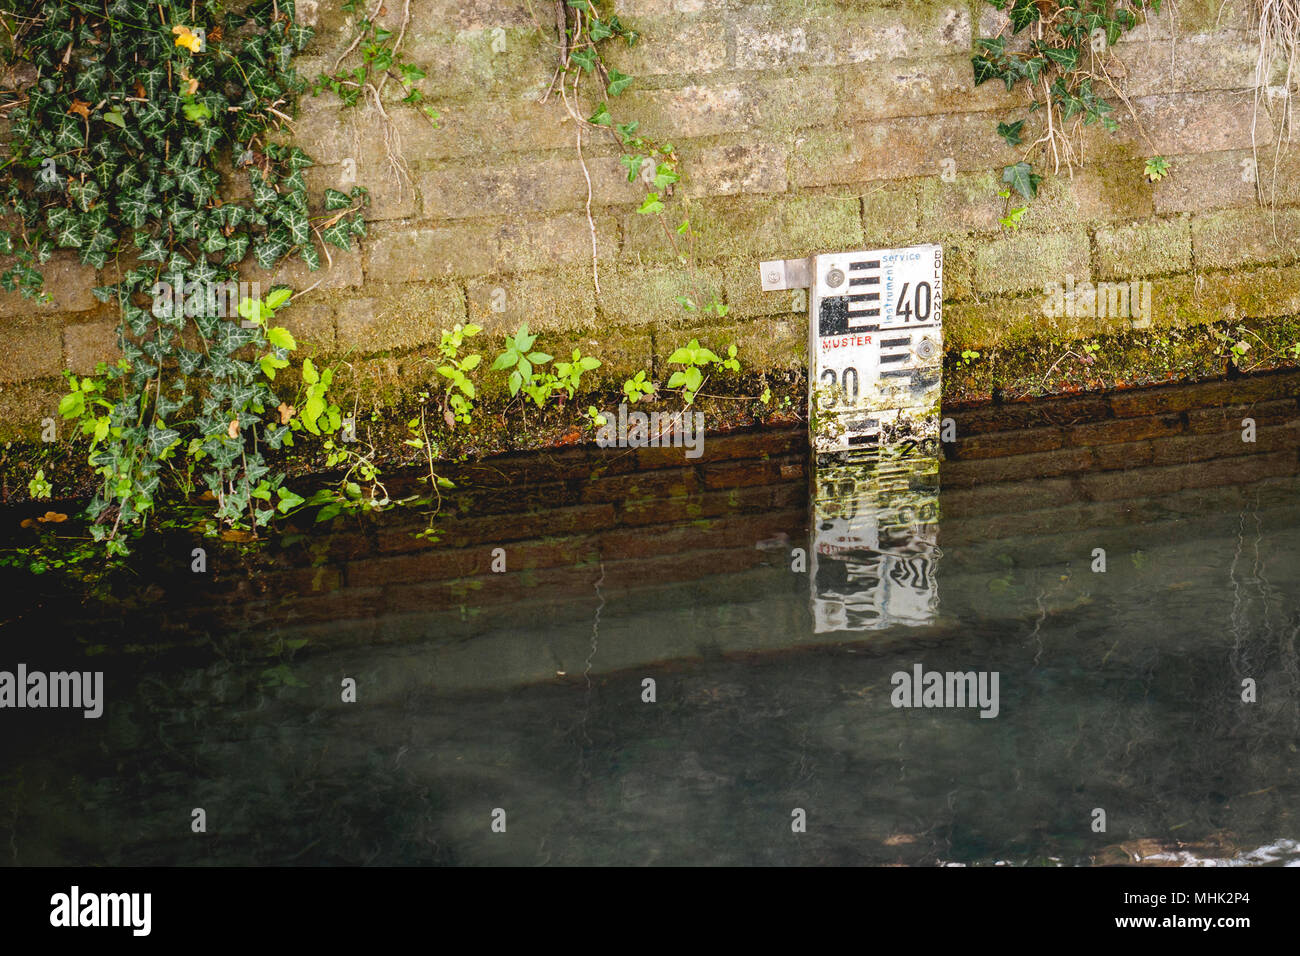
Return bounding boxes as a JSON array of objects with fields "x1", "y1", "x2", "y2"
[
  {"x1": 915, "y1": 337, "x2": 936, "y2": 359},
  {"x1": 825, "y1": 267, "x2": 846, "y2": 289}
]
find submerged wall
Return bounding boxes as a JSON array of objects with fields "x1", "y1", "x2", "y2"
[{"x1": 2, "y1": 0, "x2": 1300, "y2": 436}]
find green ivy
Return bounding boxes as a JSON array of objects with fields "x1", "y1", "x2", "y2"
[
  {"x1": 973, "y1": 0, "x2": 1161, "y2": 199},
  {"x1": 0, "y1": 1, "x2": 369, "y2": 551},
  {"x1": 562, "y1": 2, "x2": 725, "y2": 318}
]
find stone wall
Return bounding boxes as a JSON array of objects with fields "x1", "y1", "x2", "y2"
[{"x1": 2, "y1": 0, "x2": 1300, "y2": 437}]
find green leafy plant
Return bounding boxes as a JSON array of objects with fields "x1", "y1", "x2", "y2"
[
  {"x1": 313, "y1": 4, "x2": 438, "y2": 121},
  {"x1": 556, "y1": 4, "x2": 723, "y2": 322},
  {"x1": 622, "y1": 370, "x2": 656, "y2": 403},
  {"x1": 27, "y1": 469, "x2": 53, "y2": 500},
  {"x1": 400, "y1": 392, "x2": 456, "y2": 540},
  {"x1": 996, "y1": 188, "x2": 1030, "y2": 231},
  {"x1": 973, "y1": 1, "x2": 1161, "y2": 200},
  {"x1": 665, "y1": 338, "x2": 729, "y2": 405},
  {"x1": 434, "y1": 323, "x2": 482, "y2": 428},
  {"x1": 2, "y1": 1, "x2": 371, "y2": 551},
  {"x1": 1144, "y1": 156, "x2": 1170, "y2": 182},
  {"x1": 960, "y1": 349, "x2": 981, "y2": 366},
  {"x1": 1002, "y1": 161, "x2": 1042, "y2": 202},
  {"x1": 997, "y1": 119, "x2": 1025, "y2": 146},
  {"x1": 492, "y1": 323, "x2": 553, "y2": 399},
  {"x1": 553, "y1": 348, "x2": 601, "y2": 399},
  {"x1": 721, "y1": 344, "x2": 741, "y2": 372},
  {"x1": 519, "y1": 370, "x2": 561, "y2": 408}
]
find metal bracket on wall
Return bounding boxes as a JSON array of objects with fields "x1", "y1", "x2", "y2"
[{"x1": 759, "y1": 257, "x2": 812, "y2": 292}]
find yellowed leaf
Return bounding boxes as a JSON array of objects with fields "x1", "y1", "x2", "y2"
[
  {"x1": 277, "y1": 402, "x2": 296, "y2": 425},
  {"x1": 227, "y1": 419, "x2": 240, "y2": 439},
  {"x1": 172, "y1": 26, "x2": 203, "y2": 52}
]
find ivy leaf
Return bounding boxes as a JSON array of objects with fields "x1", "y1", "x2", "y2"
[
  {"x1": 1002, "y1": 161, "x2": 1042, "y2": 201},
  {"x1": 282, "y1": 168, "x2": 307, "y2": 194},
  {"x1": 281, "y1": 207, "x2": 311, "y2": 246},
  {"x1": 175, "y1": 166, "x2": 203, "y2": 195},
  {"x1": 135, "y1": 100, "x2": 167, "y2": 129},
  {"x1": 320, "y1": 218, "x2": 352, "y2": 249},
  {"x1": 251, "y1": 174, "x2": 279, "y2": 207},
  {"x1": 1009, "y1": 0, "x2": 1040, "y2": 33},
  {"x1": 55, "y1": 118, "x2": 84, "y2": 151},
  {"x1": 620, "y1": 154, "x2": 643, "y2": 182},
  {"x1": 289, "y1": 22, "x2": 315, "y2": 50},
  {"x1": 323, "y1": 188, "x2": 352, "y2": 210},
  {"x1": 588, "y1": 102, "x2": 611, "y2": 126},
  {"x1": 55, "y1": 221, "x2": 84, "y2": 248},
  {"x1": 606, "y1": 69, "x2": 633, "y2": 96},
  {"x1": 1040, "y1": 46, "x2": 1079, "y2": 72},
  {"x1": 137, "y1": 236, "x2": 168, "y2": 261},
  {"x1": 146, "y1": 426, "x2": 181, "y2": 457},
  {"x1": 570, "y1": 48, "x2": 597, "y2": 72},
  {"x1": 653, "y1": 164, "x2": 679, "y2": 191},
  {"x1": 222, "y1": 234, "x2": 250, "y2": 265},
  {"x1": 972, "y1": 56, "x2": 1002, "y2": 88},
  {"x1": 637, "y1": 193, "x2": 665, "y2": 215},
  {"x1": 285, "y1": 148, "x2": 314, "y2": 171},
  {"x1": 996, "y1": 120, "x2": 1024, "y2": 147},
  {"x1": 137, "y1": 65, "x2": 166, "y2": 96},
  {"x1": 103, "y1": 109, "x2": 126, "y2": 128},
  {"x1": 276, "y1": 488, "x2": 305, "y2": 513},
  {"x1": 254, "y1": 236, "x2": 288, "y2": 269}
]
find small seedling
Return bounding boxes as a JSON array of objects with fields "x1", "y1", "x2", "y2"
[
  {"x1": 1144, "y1": 156, "x2": 1170, "y2": 183},
  {"x1": 622, "y1": 370, "x2": 655, "y2": 403}
]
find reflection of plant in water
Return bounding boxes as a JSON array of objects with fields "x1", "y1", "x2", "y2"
[{"x1": 259, "y1": 646, "x2": 308, "y2": 690}]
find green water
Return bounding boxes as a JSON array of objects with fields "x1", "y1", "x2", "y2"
[{"x1": 1, "y1": 437, "x2": 1298, "y2": 866}]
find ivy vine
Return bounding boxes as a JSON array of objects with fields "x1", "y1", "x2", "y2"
[
  {"x1": 973, "y1": 0, "x2": 1164, "y2": 203},
  {"x1": 0, "y1": 0, "x2": 368, "y2": 552},
  {"x1": 551, "y1": 0, "x2": 727, "y2": 319}
]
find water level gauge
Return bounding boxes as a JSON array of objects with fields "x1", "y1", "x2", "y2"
[{"x1": 761, "y1": 244, "x2": 943, "y2": 454}]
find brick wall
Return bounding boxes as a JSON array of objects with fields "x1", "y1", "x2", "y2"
[
  {"x1": 2, "y1": 0, "x2": 1300, "y2": 437},
  {"x1": 10, "y1": 370, "x2": 1300, "y2": 679}
]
